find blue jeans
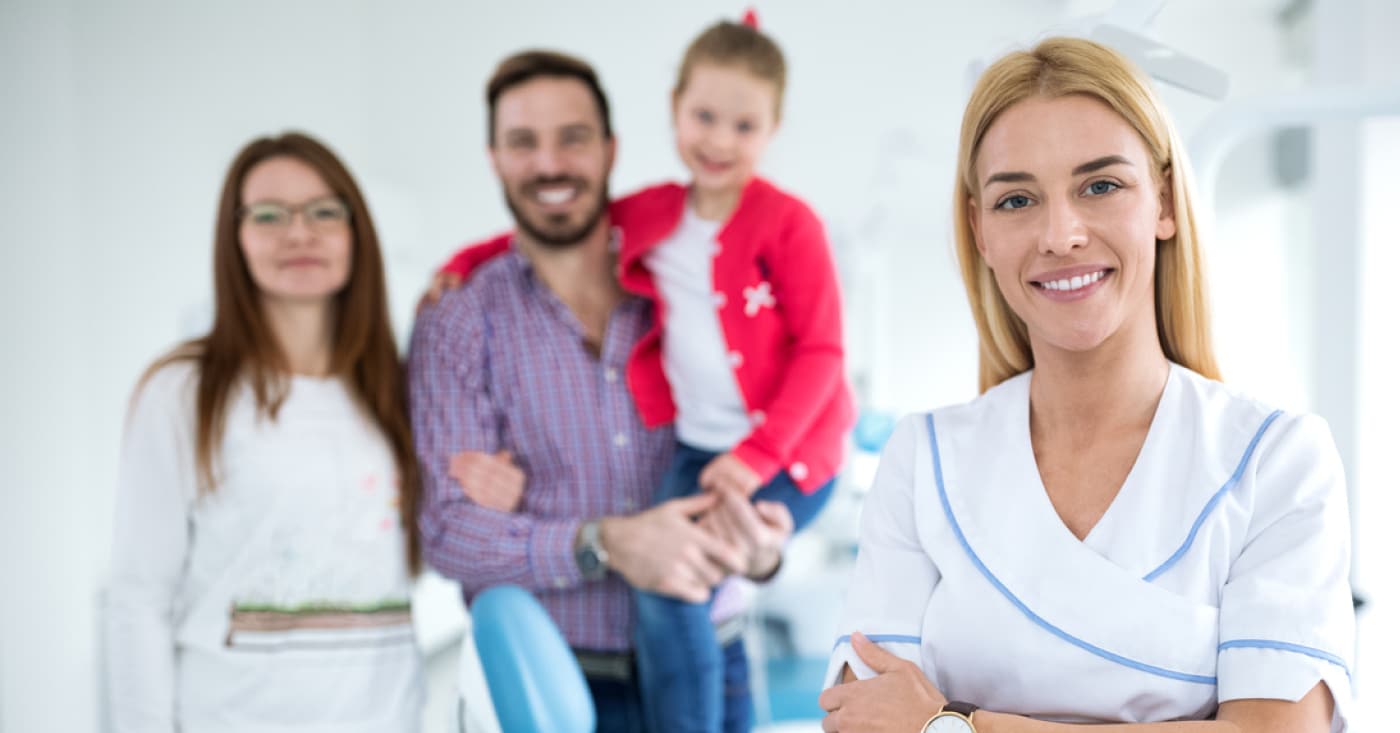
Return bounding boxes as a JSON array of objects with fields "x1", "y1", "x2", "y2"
[
  {"x1": 586, "y1": 639, "x2": 750, "y2": 733},
  {"x1": 589, "y1": 674, "x2": 646, "y2": 733},
  {"x1": 721, "y1": 637, "x2": 753, "y2": 733},
  {"x1": 634, "y1": 443, "x2": 834, "y2": 733}
]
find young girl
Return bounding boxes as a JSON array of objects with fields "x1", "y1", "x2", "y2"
[
  {"x1": 437, "y1": 17, "x2": 854, "y2": 733},
  {"x1": 106, "y1": 133, "x2": 424, "y2": 732}
]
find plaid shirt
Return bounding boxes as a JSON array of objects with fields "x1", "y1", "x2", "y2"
[{"x1": 408, "y1": 245, "x2": 672, "y2": 651}]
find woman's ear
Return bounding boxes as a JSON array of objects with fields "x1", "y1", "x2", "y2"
[
  {"x1": 968, "y1": 195, "x2": 989, "y2": 260},
  {"x1": 1156, "y1": 167, "x2": 1177, "y2": 241}
]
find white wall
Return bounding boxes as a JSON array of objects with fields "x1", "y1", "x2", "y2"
[{"x1": 2, "y1": 1, "x2": 1388, "y2": 731}]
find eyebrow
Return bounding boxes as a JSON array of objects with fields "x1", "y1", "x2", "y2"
[
  {"x1": 982, "y1": 155, "x2": 1135, "y2": 189},
  {"x1": 1071, "y1": 155, "x2": 1133, "y2": 176}
]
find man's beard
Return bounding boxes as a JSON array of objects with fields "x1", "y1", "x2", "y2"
[{"x1": 504, "y1": 175, "x2": 610, "y2": 249}]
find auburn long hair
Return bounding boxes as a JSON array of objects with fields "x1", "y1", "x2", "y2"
[
  {"x1": 148, "y1": 132, "x2": 420, "y2": 571},
  {"x1": 952, "y1": 37, "x2": 1220, "y2": 392}
]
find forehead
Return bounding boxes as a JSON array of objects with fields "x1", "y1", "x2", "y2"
[
  {"x1": 679, "y1": 63, "x2": 777, "y2": 112},
  {"x1": 494, "y1": 75, "x2": 604, "y2": 136},
  {"x1": 975, "y1": 94, "x2": 1151, "y2": 182},
  {"x1": 242, "y1": 156, "x2": 332, "y2": 202}
]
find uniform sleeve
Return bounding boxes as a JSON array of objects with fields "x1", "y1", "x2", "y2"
[
  {"x1": 824, "y1": 415, "x2": 940, "y2": 688},
  {"x1": 731, "y1": 203, "x2": 848, "y2": 480},
  {"x1": 1217, "y1": 413, "x2": 1355, "y2": 731},
  {"x1": 105, "y1": 365, "x2": 196, "y2": 733},
  {"x1": 408, "y1": 290, "x2": 583, "y2": 595}
]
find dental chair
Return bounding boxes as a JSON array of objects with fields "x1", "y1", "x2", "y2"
[{"x1": 469, "y1": 585, "x2": 595, "y2": 733}]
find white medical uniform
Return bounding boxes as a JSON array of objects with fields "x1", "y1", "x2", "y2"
[{"x1": 827, "y1": 363, "x2": 1354, "y2": 730}]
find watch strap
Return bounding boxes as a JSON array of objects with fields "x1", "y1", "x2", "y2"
[
  {"x1": 575, "y1": 520, "x2": 609, "y2": 581},
  {"x1": 922, "y1": 701, "x2": 980, "y2": 733},
  {"x1": 943, "y1": 701, "x2": 979, "y2": 718}
]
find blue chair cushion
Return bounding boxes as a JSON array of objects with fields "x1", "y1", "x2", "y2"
[{"x1": 472, "y1": 585, "x2": 595, "y2": 733}]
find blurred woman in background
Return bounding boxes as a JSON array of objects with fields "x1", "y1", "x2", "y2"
[{"x1": 105, "y1": 132, "x2": 424, "y2": 733}]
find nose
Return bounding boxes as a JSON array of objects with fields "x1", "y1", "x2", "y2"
[
  {"x1": 1039, "y1": 195, "x2": 1087, "y2": 256},
  {"x1": 710, "y1": 124, "x2": 735, "y2": 151},
  {"x1": 282, "y1": 210, "x2": 314, "y2": 243},
  {"x1": 532, "y1": 142, "x2": 566, "y2": 177}
]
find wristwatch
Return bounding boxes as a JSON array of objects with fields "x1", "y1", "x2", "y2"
[
  {"x1": 574, "y1": 520, "x2": 610, "y2": 581},
  {"x1": 921, "y1": 701, "x2": 979, "y2": 732}
]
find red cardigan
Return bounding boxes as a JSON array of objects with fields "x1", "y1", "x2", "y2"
[{"x1": 439, "y1": 178, "x2": 854, "y2": 492}]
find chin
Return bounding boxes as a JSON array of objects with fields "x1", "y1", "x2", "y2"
[
  {"x1": 1039, "y1": 323, "x2": 1118, "y2": 355},
  {"x1": 266, "y1": 284, "x2": 343, "y2": 304}
]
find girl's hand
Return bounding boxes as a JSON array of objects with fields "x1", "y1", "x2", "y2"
[
  {"x1": 699, "y1": 491, "x2": 793, "y2": 579},
  {"x1": 818, "y1": 632, "x2": 947, "y2": 732},
  {"x1": 416, "y1": 270, "x2": 464, "y2": 312},
  {"x1": 449, "y1": 449, "x2": 525, "y2": 512},
  {"x1": 698, "y1": 452, "x2": 763, "y2": 496}
]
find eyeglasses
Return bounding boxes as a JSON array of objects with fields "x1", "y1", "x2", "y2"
[{"x1": 240, "y1": 197, "x2": 351, "y2": 230}]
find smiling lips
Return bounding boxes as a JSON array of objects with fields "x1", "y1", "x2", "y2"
[
  {"x1": 525, "y1": 176, "x2": 588, "y2": 209},
  {"x1": 694, "y1": 152, "x2": 734, "y2": 174},
  {"x1": 534, "y1": 186, "x2": 578, "y2": 206},
  {"x1": 1030, "y1": 268, "x2": 1113, "y2": 299},
  {"x1": 280, "y1": 257, "x2": 326, "y2": 268}
]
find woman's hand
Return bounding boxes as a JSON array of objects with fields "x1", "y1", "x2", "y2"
[
  {"x1": 449, "y1": 449, "x2": 525, "y2": 512},
  {"x1": 818, "y1": 632, "x2": 947, "y2": 732}
]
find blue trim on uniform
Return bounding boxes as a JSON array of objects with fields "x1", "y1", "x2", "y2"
[
  {"x1": 1219, "y1": 639, "x2": 1352, "y2": 679},
  {"x1": 831, "y1": 634, "x2": 921, "y2": 651},
  {"x1": 924, "y1": 413, "x2": 1217, "y2": 686},
  {"x1": 1143, "y1": 410, "x2": 1285, "y2": 582}
]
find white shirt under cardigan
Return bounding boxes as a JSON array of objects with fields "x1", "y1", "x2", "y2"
[
  {"x1": 827, "y1": 363, "x2": 1355, "y2": 730},
  {"x1": 644, "y1": 206, "x2": 753, "y2": 451},
  {"x1": 106, "y1": 362, "x2": 423, "y2": 733}
]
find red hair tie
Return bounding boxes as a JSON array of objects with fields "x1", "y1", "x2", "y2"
[{"x1": 742, "y1": 8, "x2": 760, "y2": 29}]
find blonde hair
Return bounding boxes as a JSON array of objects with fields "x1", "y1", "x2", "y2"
[{"x1": 952, "y1": 37, "x2": 1220, "y2": 392}]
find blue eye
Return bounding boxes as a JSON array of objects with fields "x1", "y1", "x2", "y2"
[
  {"x1": 736, "y1": 120, "x2": 753, "y2": 134},
  {"x1": 696, "y1": 109, "x2": 715, "y2": 124},
  {"x1": 1087, "y1": 180, "x2": 1120, "y2": 196},
  {"x1": 995, "y1": 195, "x2": 1032, "y2": 210}
]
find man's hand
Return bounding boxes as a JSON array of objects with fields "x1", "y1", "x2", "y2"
[
  {"x1": 701, "y1": 491, "x2": 793, "y2": 579},
  {"x1": 698, "y1": 452, "x2": 763, "y2": 496},
  {"x1": 599, "y1": 494, "x2": 747, "y2": 603},
  {"x1": 818, "y1": 632, "x2": 946, "y2": 732},
  {"x1": 416, "y1": 270, "x2": 464, "y2": 312},
  {"x1": 449, "y1": 450, "x2": 525, "y2": 512}
]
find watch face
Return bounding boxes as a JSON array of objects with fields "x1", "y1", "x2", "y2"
[{"x1": 928, "y1": 714, "x2": 974, "y2": 733}]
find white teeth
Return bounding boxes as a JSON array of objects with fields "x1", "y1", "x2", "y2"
[
  {"x1": 536, "y1": 188, "x2": 576, "y2": 205},
  {"x1": 1040, "y1": 270, "x2": 1106, "y2": 293}
]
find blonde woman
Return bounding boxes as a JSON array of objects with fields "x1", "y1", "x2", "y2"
[{"x1": 818, "y1": 39, "x2": 1353, "y2": 733}]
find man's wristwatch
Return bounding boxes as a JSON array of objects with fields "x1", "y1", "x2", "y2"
[
  {"x1": 921, "y1": 701, "x2": 979, "y2": 733},
  {"x1": 574, "y1": 520, "x2": 610, "y2": 581}
]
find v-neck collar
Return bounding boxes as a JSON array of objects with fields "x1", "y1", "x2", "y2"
[
  {"x1": 1013, "y1": 364, "x2": 1180, "y2": 553},
  {"x1": 922, "y1": 365, "x2": 1221, "y2": 684}
]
